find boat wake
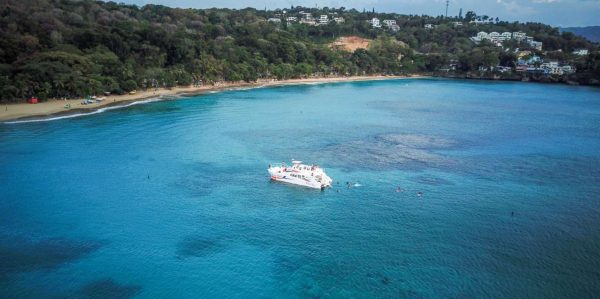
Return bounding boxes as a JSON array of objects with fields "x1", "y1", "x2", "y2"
[{"x1": 4, "y1": 98, "x2": 164, "y2": 124}]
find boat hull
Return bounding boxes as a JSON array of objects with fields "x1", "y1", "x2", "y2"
[
  {"x1": 268, "y1": 163, "x2": 332, "y2": 189},
  {"x1": 270, "y1": 174, "x2": 324, "y2": 189}
]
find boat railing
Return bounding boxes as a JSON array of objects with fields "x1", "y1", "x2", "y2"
[{"x1": 269, "y1": 163, "x2": 286, "y2": 168}]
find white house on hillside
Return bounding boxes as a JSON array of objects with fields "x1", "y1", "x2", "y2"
[
  {"x1": 488, "y1": 32, "x2": 500, "y2": 41},
  {"x1": 470, "y1": 19, "x2": 493, "y2": 25},
  {"x1": 370, "y1": 18, "x2": 381, "y2": 28},
  {"x1": 470, "y1": 30, "x2": 542, "y2": 49},
  {"x1": 512, "y1": 32, "x2": 526, "y2": 41},
  {"x1": 299, "y1": 11, "x2": 313, "y2": 21},
  {"x1": 319, "y1": 15, "x2": 329, "y2": 25},
  {"x1": 299, "y1": 12, "x2": 316, "y2": 25},
  {"x1": 573, "y1": 49, "x2": 589, "y2": 56},
  {"x1": 500, "y1": 32, "x2": 512, "y2": 41},
  {"x1": 382, "y1": 20, "x2": 396, "y2": 27}
]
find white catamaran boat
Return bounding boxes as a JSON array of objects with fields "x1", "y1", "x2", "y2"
[{"x1": 268, "y1": 160, "x2": 333, "y2": 189}]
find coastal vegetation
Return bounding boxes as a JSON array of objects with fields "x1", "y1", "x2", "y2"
[{"x1": 0, "y1": 0, "x2": 598, "y2": 103}]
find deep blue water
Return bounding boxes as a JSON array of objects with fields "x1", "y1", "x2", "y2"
[{"x1": 1, "y1": 78, "x2": 600, "y2": 298}]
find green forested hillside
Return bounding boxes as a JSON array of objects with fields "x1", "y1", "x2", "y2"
[
  {"x1": 0, "y1": 0, "x2": 598, "y2": 102},
  {"x1": 561, "y1": 26, "x2": 600, "y2": 43}
]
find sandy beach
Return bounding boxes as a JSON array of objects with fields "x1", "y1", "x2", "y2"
[{"x1": 0, "y1": 75, "x2": 422, "y2": 122}]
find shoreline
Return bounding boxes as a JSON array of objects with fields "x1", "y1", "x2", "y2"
[{"x1": 1, "y1": 75, "x2": 423, "y2": 123}]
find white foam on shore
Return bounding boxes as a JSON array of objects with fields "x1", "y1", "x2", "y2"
[{"x1": 4, "y1": 97, "x2": 164, "y2": 124}]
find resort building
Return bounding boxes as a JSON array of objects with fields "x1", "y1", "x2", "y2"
[
  {"x1": 370, "y1": 18, "x2": 381, "y2": 28},
  {"x1": 515, "y1": 56, "x2": 573, "y2": 76},
  {"x1": 536, "y1": 61, "x2": 575, "y2": 75},
  {"x1": 299, "y1": 11, "x2": 313, "y2": 21},
  {"x1": 470, "y1": 30, "x2": 542, "y2": 50},
  {"x1": 512, "y1": 31, "x2": 527, "y2": 41},
  {"x1": 286, "y1": 16, "x2": 297, "y2": 22},
  {"x1": 573, "y1": 49, "x2": 589, "y2": 56},
  {"x1": 299, "y1": 12, "x2": 316, "y2": 25},
  {"x1": 469, "y1": 19, "x2": 493, "y2": 25},
  {"x1": 318, "y1": 15, "x2": 329, "y2": 25},
  {"x1": 489, "y1": 32, "x2": 500, "y2": 41},
  {"x1": 424, "y1": 24, "x2": 434, "y2": 29},
  {"x1": 333, "y1": 17, "x2": 345, "y2": 23},
  {"x1": 267, "y1": 18, "x2": 281, "y2": 24},
  {"x1": 300, "y1": 19, "x2": 316, "y2": 25},
  {"x1": 471, "y1": 31, "x2": 489, "y2": 44},
  {"x1": 382, "y1": 20, "x2": 399, "y2": 31},
  {"x1": 451, "y1": 21, "x2": 463, "y2": 27},
  {"x1": 382, "y1": 20, "x2": 396, "y2": 27},
  {"x1": 541, "y1": 61, "x2": 559, "y2": 69}
]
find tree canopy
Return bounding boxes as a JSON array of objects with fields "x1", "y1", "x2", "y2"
[{"x1": 0, "y1": 0, "x2": 597, "y2": 102}]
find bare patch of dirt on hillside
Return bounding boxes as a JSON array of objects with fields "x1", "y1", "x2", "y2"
[{"x1": 330, "y1": 36, "x2": 371, "y2": 52}]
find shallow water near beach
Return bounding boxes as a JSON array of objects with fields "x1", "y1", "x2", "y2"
[{"x1": 1, "y1": 78, "x2": 600, "y2": 298}]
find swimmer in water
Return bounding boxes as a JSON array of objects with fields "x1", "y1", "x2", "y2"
[
  {"x1": 417, "y1": 191, "x2": 423, "y2": 197},
  {"x1": 396, "y1": 187, "x2": 403, "y2": 192}
]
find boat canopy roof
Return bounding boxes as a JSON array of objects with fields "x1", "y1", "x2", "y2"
[{"x1": 292, "y1": 160, "x2": 302, "y2": 164}]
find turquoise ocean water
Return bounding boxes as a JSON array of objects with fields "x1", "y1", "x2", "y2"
[{"x1": 1, "y1": 78, "x2": 599, "y2": 298}]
